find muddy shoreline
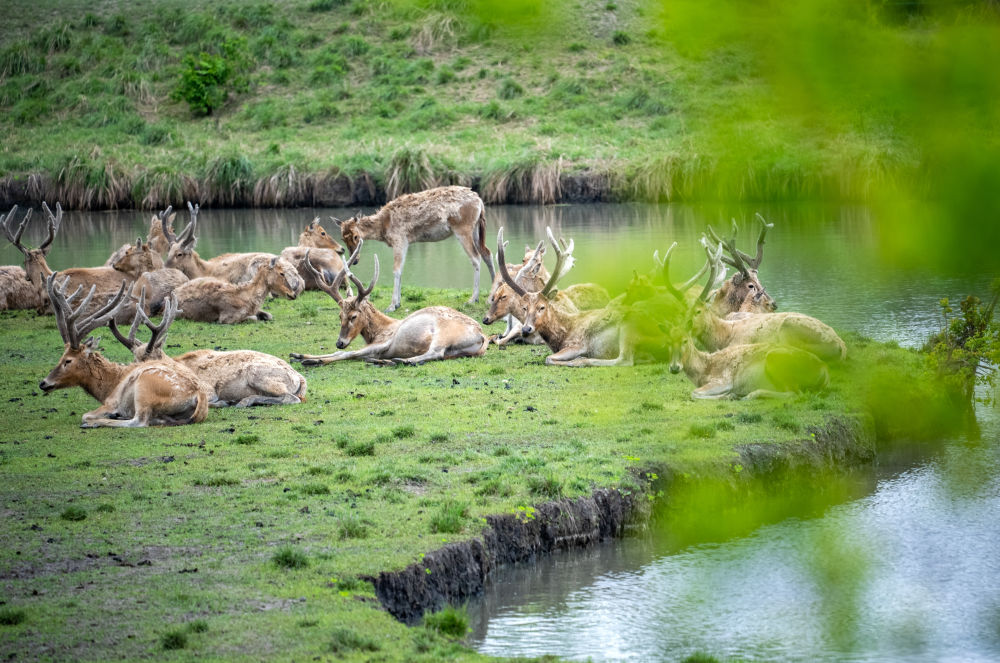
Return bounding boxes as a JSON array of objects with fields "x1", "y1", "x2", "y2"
[{"x1": 371, "y1": 413, "x2": 875, "y2": 624}]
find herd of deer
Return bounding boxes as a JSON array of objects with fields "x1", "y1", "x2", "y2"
[{"x1": 1, "y1": 185, "x2": 846, "y2": 428}]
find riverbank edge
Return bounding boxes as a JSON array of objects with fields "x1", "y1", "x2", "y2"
[{"x1": 371, "y1": 411, "x2": 876, "y2": 624}]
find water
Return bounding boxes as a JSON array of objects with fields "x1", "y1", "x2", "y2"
[{"x1": 0, "y1": 203, "x2": 988, "y2": 346}]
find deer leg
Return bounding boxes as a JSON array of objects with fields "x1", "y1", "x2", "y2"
[
  {"x1": 234, "y1": 393, "x2": 302, "y2": 407},
  {"x1": 388, "y1": 244, "x2": 408, "y2": 312},
  {"x1": 292, "y1": 340, "x2": 396, "y2": 365},
  {"x1": 741, "y1": 389, "x2": 794, "y2": 400},
  {"x1": 691, "y1": 382, "x2": 733, "y2": 400},
  {"x1": 455, "y1": 231, "x2": 483, "y2": 304},
  {"x1": 393, "y1": 347, "x2": 448, "y2": 365},
  {"x1": 544, "y1": 347, "x2": 589, "y2": 365},
  {"x1": 81, "y1": 405, "x2": 153, "y2": 428}
]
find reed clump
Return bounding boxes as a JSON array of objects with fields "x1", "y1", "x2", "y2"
[{"x1": 483, "y1": 154, "x2": 562, "y2": 204}]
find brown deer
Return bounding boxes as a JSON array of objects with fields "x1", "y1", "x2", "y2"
[
  {"x1": 494, "y1": 228, "x2": 623, "y2": 366},
  {"x1": 289, "y1": 242, "x2": 488, "y2": 365},
  {"x1": 282, "y1": 217, "x2": 349, "y2": 291},
  {"x1": 705, "y1": 215, "x2": 777, "y2": 314},
  {"x1": 39, "y1": 275, "x2": 209, "y2": 427},
  {"x1": 336, "y1": 186, "x2": 494, "y2": 311},
  {"x1": 104, "y1": 207, "x2": 177, "y2": 266},
  {"x1": 0, "y1": 206, "x2": 45, "y2": 311},
  {"x1": 298, "y1": 218, "x2": 345, "y2": 253},
  {"x1": 4, "y1": 202, "x2": 137, "y2": 316},
  {"x1": 110, "y1": 293, "x2": 307, "y2": 407},
  {"x1": 483, "y1": 240, "x2": 548, "y2": 346},
  {"x1": 172, "y1": 256, "x2": 301, "y2": 324}
]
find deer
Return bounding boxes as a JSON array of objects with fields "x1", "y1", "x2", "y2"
[
  {"x1": 289, "y1": 241, "x2": 488, "y2": 365},
  {"x1": 3, "y1": 202, "x2": 134, "y2": 317},
  {"x1": 705, "y1": 214, "x2": 777, "y2": 315},
  {"x1": 38, "y1": 275, "x2": 210, "y2": 427},
  {"x1": 104, "y1": 206, "x2": 177, "y2": 266},
  {"x1": 298, "y1": 217, "x2": 345, "y2": 253},
  {"x1": 483, "y1": 240, "x2": 548, "y2": 346},
  {"x1": 112, "y1": 239, "x2": 189, "y2": 318},
  {"x1": 493, "y1": 227, "x2": 624, "y2": 366},
  {"x1": 0, "y1": 206, "x2": 45, "y2": 312},
  {"x1": 280, "y1": 217, "x2": 350, "y2": 292},
  {"x1": 172, "y1": 256, "x2": 302, "y2": 324},
  {"x1": 165, "y1": 202, "x2": 302, "y2": 293},
  {"x1": 336, "y1": 185, "x2": 494, "y2": 311},
  {"x1": 110, "y1": 292, "x2": 307, "y2": 407}
]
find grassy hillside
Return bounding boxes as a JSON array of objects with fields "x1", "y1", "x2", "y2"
[
  {"x1": 0, "y1": 0, "x2": 922, "y2": 209},
  {"x1": 0, "y1": 282, "x2": 959, "y2": 660}
]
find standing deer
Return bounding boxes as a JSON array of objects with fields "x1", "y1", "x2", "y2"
[
  {"x1": 110, "y1": 293, "x2": 307, "y2": 407},
  {"x1": 289, "y1": 242, "x2": 488, "y2": 365},
  {"x1": 336, "y1": 186, "x2": 494, "y2": 311},
  {"x1": 0, "y1": 206, "x2": 45, "y2": 312},
  {"x1": 39, "y1": 275, "x2": 209, "y2": 427},
  {"x1": 172, "y1": 256, "x2": 302, "y2": 324}
]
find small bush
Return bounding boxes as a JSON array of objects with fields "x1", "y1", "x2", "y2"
[
  {"x1": 338, "y1": 513, "x2": 369, "y2": 540},
  {"x1": 612, "y1": 30, "x2": 631, "y2": 46},
  {"x1": 0, "y1": 608, "x2": 26, "y2": 626},
  {"x1": 234, "y1": 434, "x2": 260, "y2": 445},
  {"x1": 161, "y1": 629, "x2": 187, "y2": 650},
  {"x1": 429, "y1": 499, "x2": 467, "y2": 534},
  {"x1": 497, "y1": 77, "x2": 524, "y2": 100},
  {"x1": 345, "y1": 440, "x2": 375, "y2": 457},
  {"x1": 392, "y1": 425, "x2": 415, "y2": 439},
  {"x1": 688, "y1": 423, "x2": 717, "y2": 439},
  {"x1": 273, "y1": 546, "x2": 309, "y2": 569},
  {"x1": 329, "y1": 627, "x2": 379, "y2": 654},
  {"x1": 527, "y1": 473, "x2": 563, "y2": 498},
  {"x1": 423, "y1": 605, "x2": 468, "y2": 638},
  {"x1": 60, "y1": 506, "x2": 87, "y2": 521},
  {"x1": 172, "y1": 51, "x2": 231, "y2": 116}
]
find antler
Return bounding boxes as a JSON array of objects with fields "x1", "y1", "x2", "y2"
[
  {"x1": 109, "y1": 288, "x2": 146, "y2": 351},
  {"x1": 39, "y1": 202, "x2": 62, "y2": 253},
  {"x1": 541, "y1": 226, "x2": 574, "y2": 296},
  {"x1": 174, "y1": 201, "x2": 199, "y2": 246},
  {"x1": 661, "y1": 238, "x2": 723, "y2": 305},
  {"x1": 47, "y1": 274, "x2": 129, "y2": 348},
  {"x1": 732, "y1": 213, "x2": 772, "y2": 270},
  {"x1": 348, "y1": 250, "x2": 378, "y2": 302},
  {"x1": 514, "y1": 240, "x2": 545, "y2": 281},
  {"x1": 706, "y1": 219, "x2": 751, "y2": 278},
  {"x1": 109, "y1": 289, "x2": 180, "y2": 360},
  {"x1": 157, "y1": 205, "x2": 176, "y2": 245},
  {"x1": 303, "y1": 249, "x2": 346, "y2": 305},
  {"x1": 496, "y1": 228, "x2": 527, "y2": 297},
  {"x1": 1, "y1": 205, "x2": 32, "y2": 255}
]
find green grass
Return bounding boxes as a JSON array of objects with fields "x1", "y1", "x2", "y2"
[
  {"x1": 0, "y1": 286, "x2": 955, "y2": 660},
  {"x1": 0, "y1": 0, "x2": 920, "y2": 208}
]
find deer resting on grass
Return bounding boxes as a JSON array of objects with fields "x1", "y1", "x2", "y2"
[
  {"x1": 0, "y1": 207, "x2": 45, "y2": 312},
  {"x1": 38, "y1": 275, "x2": 209, "y2": 427},
  {"x1": 172, "y1": 256, "x2": 302, "y2": 324},
  {"x1": 110, "y1": 293, "x2": 307, "y2": 407},
  {"x1": 289, "y1": 242, "x2": 488, "y2": 365},
  {"x1": 705, "y1": 214, "x2": 777, "y2": 314},
  {"x1": 281, "y1": 217, "x2": 350, "y2": 292},
  {"x1": 337, "y1": 185, "x2": 494, "y2": 311}
]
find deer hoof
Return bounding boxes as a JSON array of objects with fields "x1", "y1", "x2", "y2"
[
  {"x1": 289, "y1": 352, "x2": 303, "y2": 360},
  {"x1": 300, "y1": 358, "x2": 322, "y2": 367}
]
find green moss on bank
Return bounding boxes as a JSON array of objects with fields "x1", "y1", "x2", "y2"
[{"x1": 0, "y1": 286, "x2": 954, "y2": 660}]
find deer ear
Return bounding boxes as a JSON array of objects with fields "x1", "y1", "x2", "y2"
[
  {"x1": 333, "y1": 217, "x2": 343, "y2": 227},
  {"x1": 84, "y1": 336, "x2": 100, "y2": 353},
  {"x1": 732, "y1": 273, "x2": 744, "y2": 285},
  {"x1": 270, "y1": 256, "x2": 279, "y2": 268}
]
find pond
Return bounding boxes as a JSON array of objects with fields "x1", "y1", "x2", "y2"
[{"x1": 0, "y1": 202, "x2": 989, "y2": 346}]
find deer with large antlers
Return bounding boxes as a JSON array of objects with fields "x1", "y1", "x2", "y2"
[
  {"x1": 38, "y1": 275, "x2": 209, "y2": 427},
  {"x1": 280, "y1": 218, "x2": 350, "y2": 293},
  {"x1": 110, "y1": 293, "x2": 307, "y2": 407},
  {"x1": 336, "y1": 186, "x2": 494, "y2": 311},
  {"x1": 104, "y1": 206, "x2": 177, "y2": 266},
  {"x1": 3, "y1": 202, "x2": 136, "y2": 316},
  {"x1": 172, "y1": 256, "x2": 302, "y2": 324},
  {"x1": 289, "y1": 242, "x2": 488, "y2": 365},
  {"x1": 0, "y1": 207, "x2": 45, "y2": 312},
  {"x1": 494, "y1": 227, "x2": 624, "y2": 366},
  {"x1": 705, "y1": 214, "x2": 777, "y2": 314}
]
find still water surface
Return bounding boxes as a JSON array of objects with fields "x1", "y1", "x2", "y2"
[{"x1": 3, "y1": 203, "x2": 996, "y2": 661}]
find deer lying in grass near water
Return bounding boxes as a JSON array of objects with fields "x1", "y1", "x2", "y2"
[
  {"x1": 110, "y1": 293, "x2": 307, "y2": 407},
  {"x1": 172, "y1": 256, "x2": 302, "y2": 324},
  {"x1": 39, "y1": 275, "x2": 209, "y2": 427},
  {"x1": 289, "y1": 242, "x2": 488, "y2": 365},
  {"x1": 105, "y1": 206, "x2": 177, "y2": 266},
  {"x1": 0, "y1": 206, "x2": 45, "y2": 311},
  {"x1": 494, "y1": 227, "x2": 624, "y2": 366},
  {"x1": 337, "y1": 185, "x2": 495, "y2": 311},
  {"x1": 705, "y1": 214, "x2": 777, "y2": 314},
  {"x1": 281, "y1": 217, "x2": 350, "y2": 291},
  {"x1": 4, "y1": 202, "x2": 135, "y2": 316}
]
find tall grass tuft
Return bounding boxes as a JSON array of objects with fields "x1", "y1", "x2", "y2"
[
  {"x1": 0, "y1": 42, "x2": 44, "y2": 77},
  {"x1": 253, "y1": 164, "x2": 313, "y2": 207},
  {"x1": 203, "y1": 153, "x2": 254, "y2": 206},
  {"x1": 132, "y1": 167, "x2": 199, "y2": 210},
  {"x1": 483, "y1": 154, "x2": 562, "y2": 204},
  {"x1": 413, "y1": 14, "x2": 457, "y2": 55},
  {"x1": 56, "y1": 156, "x2": 132, "y2": 209},
  {"x1": 385, "y1": 146, "x2": 438, "y2": 198},
  {"x1": 625, "y1": 152, "x2": 708, "y2": 202},
  {"x1": 423, "y1": 604, "x2": 469, "y2": 638}
]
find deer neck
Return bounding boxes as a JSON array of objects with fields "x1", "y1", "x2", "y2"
[
  {"x1": 536, "y1": 305, "x2": 573, "y2": 351},
  {"x1": 695, "y1": 309, "x2": 731, "y2": 350},
  {"x1": 682, "y1": 341, "x2": 711, "y2": 386},
  {"x1": 360, "y1": 301, "x2": 399, "y2": 343},
  {"x1": 80, "y1": 354, "x2": 129, "y2": 403},
  {"x1": 188, "y1": 251, "x2": 212, "y2": 277},
  {"x1": 247, "y1": 268, "x2": 271, "y2": 302},
  {"x1": 359, "y1": 212, "x2": 386, "y2": 242}
]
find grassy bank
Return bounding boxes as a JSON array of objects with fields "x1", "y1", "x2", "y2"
[
  {"x1": 0, "y1": 284, "x2": 956, "y2": 660},
  {"x1": 0, "y1": 0, "x2": 923, "y2": 210}
]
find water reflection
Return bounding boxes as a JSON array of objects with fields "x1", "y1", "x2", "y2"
[{"x1": 0, "y1": 203, "x2": 989, "y2": 346}]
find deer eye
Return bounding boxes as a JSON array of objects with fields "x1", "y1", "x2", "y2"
[
  {"x1": 539, "y1": 306, "x2": 545, "y2": 311},
  {"x1": 747, "y1": 283, "x2": 755, "y2": 290},
  {"x1": 64, "y1": 359, "x2": 71, "y2": 365}
]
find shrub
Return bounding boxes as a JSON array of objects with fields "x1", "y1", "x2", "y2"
[
  {"x1": 60, "y1": 506, "x2": 86, "y2": 521},
  {"x1": 272, "y1": 546, "x2": 309, "y2": 569},
  {"x1": 497, "y1": 77, "x2": 524, "y2": 100},
  {"x1": 429, "y1": 499, "x2": 467, "y2": 534},
  {"x1": 161, "y1": 630, "x2": 187, "y2": 650},
  {"x1": 423, "y1": 605, "x2": 469, "y2": 638},
  {"x1": 173, "y1": 52, "x2": 230, "y2": 115}
]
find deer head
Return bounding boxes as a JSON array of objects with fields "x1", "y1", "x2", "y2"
[
  {"x1": 39, "y1": 274, "x2": 129, "y2": 394},
  {"x1": 300, "y1": 217, "x2": 345, "y2": 254},
  {"x1": 483, "y1": 239, "x2": 546, "y2": 325},
  {"x1": 164, "y1": 202, "x2": 199, "y2": 272},
  {"x1": 112, "y1": 238, "x2": 163, "y2": 278},
  {"x1": 263, "y1": 256, "x2": 304, "y2": 299},
  {"x1": 496, "y1": 227, "x2": 574, "y2": 338},
  {"x1": 336, "y1": 215, "x2": 363, "y2": 264},
  {"x1": 3, "y1": 203, "x2": 60, "y2": 297},
  {"x1": 706, "y1": 214, "x2": 776, "y2": 314},
  {"x1": 659, "y1": 238, "x2": 724, "y2": 374},
  {"x1": 306, "y1": 241, "x2": 375, "y2": 349}
]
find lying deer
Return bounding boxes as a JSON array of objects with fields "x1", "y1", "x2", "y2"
[
  {"x1": 105, "y1": 206, "x2": 176, "y2": 266},
  {"x1": 172, "y1": 256, "x2": 302, "y2": 324},
  {"x1": 110, "y1": 293, "x2": 307, "y2": 407},
  {"x1": 289, "y1": 242, "x2": 488, "y2": 365},
  {"x1": 0, "y1": 206, "x2": 45, "y2": 312},
  {"x1": 705, "y1": 214, "x2": 777, "y2": 314},
  {"x1": 494, "y1": 227, "x2": 623, "y2": 366},
  {"x1": 3, "y1": 202, "x2": 133, "y2": 316},
  {"x1": 298, "y1": 217, "x2": 345, "y2": 253},
  {"x1": 336, "y1": 185, "x2": 494, "y2": 311},
  {"x1": 39, "y1": 275, "x2": 209, "y2": 427}
]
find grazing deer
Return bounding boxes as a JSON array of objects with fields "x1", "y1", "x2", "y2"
[
  {"x1": 0, "y1": 206, "x2": 45, "y2": 311},
  {"x1": 494, "y1": 228, "x2": 624, "y2": 366},
  {"x1": 336, "y1": 186, "x2": 494, "y2": 311},
  {"x1": 39, "y1": 275, "x2": 209, "y2": 427},
  {"x1": 172, "y1": 256, "x2": 302, "y2": 324},
  {"x1": 289, "y1": 242, "x2": 488, "y2": 365},
  {"x1": 110, "y1": 293, "x2": 307, "y2": 407},
  {"x1": 705, "y1": 215, "x2": 776, "y2": 314},
  {"x1": 3, "y1": 202, "x2": 133, "y2": 316}
]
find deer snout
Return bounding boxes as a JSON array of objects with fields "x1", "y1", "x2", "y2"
[
  {"x1": 482, "y1": 314, "x2": 494, "y2": 325},
  {"x1": 669, "y1": 363, "x2": 681, "y2": 375},
  {"x1": 336, "y1": 338, "x2": 349, "y2": 349},
  {"x1": 39, "y1": 379, "x2": 55, "y2": 392},
  {"x1": 520, "y1": 324, "x2": 534, "y2": 336}
]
